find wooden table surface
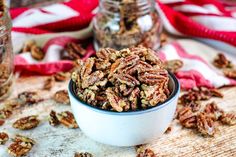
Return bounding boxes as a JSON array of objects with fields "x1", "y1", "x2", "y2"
[{"x1": 0, "y1": 75, "x2": 236, "y2": 157}]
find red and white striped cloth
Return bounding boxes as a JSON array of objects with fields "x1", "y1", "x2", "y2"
[{"x1": 11, "y1": 0, "x2": 236, "y2": 89}]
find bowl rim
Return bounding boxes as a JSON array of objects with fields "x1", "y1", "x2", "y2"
[{"x1": 68, "y1": 72, "x2": 180, "y2": 115}]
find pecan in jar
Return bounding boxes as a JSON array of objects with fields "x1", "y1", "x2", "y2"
[
  {"x1": 136, "y1": 146, "x2": 157, "y2": 157},
  {"x1": 213, "y1": 53, "x2": 233, "y2": 69},
  {"x1": 178, "y1": 106, "x2": 197, "y2": 128},
  {"x1": 30, "y1": 45, "x2": 45, "y2": 60},
  {"x1": 43, "y1": 76, "x2": 55, "y2": 90},
  {"x1": 204, "y1": 102, "x2": 223, "y2": 121},
  {"x1": 13, "y1": 115, "x2": 40, "y2": 130},
  {"x1": 57, "y1": 111, "x2": 78, "y2": 129},
  {"x1": 74, "y1": 152, "x2": 93, "y2": 157},
  {"x1": 220, "y1": 113, "x2": 236, "y2": 126},
  {"x1": 223, "y1": 68, "x2": 236, "y2": 79},
  {"x1": 0, "y1": 132, "x2": 9, "y2": 145},
  {"x1": 163, "y1": 59, "x2": 183, "y2": 73},
  {"x1": 196, "y1": 113, "x2": 216, "y2": 136},
  {"x1": 8, "y1": 135, "x2": 35, "y2": 157},
  {"x1": 18, "y1": 91, "x2": 42, "y2": 104},
  {"x1": 48, "y1": 110, "x2": 60, "y2": 126},
  {"x1": 53, "y1": 90, "x2": 70, "y2": 104},
  {"x1": 65, "y1": 42, "x2": 86, "y2": 60}
]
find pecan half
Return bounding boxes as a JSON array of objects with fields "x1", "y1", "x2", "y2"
[
  {"x1": 53, "y1": 90, "x2": 70, "y2": 104},
  {"x1": 8, "y1": 135, "x2": 35, "y2": 157},
  {"x1": 13, "y1": 115, "x2": 40, "y2": 130},
  {"x1": 57, "y1": 111, "x2": 78, "y2": 129},
  {"x1": 75, "y1": 152, "x2": 93, "y2": 157},
  {"x1": 0, "y1": 132, "x2": 9, "y2": 144},
  {"x1": 0, "y1": 108, "x2": 12, "y2": 119},
  {"x1": 204, "y1": 102, "x2": 223, "y2": 121},
  {"x1": 106, "y1": 88, "x2": 129, "y2": 112},
  {"x1": 223, "y1": 68, "x2": 236, "y2": 79},
  {"x1": 4, "y1": 98, "x2": 25, "y2": 110},
  {"x1": 0, "y1": 119, "x2": 5, "y2": 126},
  {"x1": 54, "y1": 72, "x2": 68, "y2": 82},
  {"x1": 66, "y1": 42, "x2": 86, "y2": 59},
  {"x1": 164, "y1": 59, "x2": 183, "y2": 73},
  {"x1": 18, "y1": 91, "x2": 42, "y2": 104},
  {"x1": 82, "y1": 71, "x2": 104, "y2": 89},
  {"x1": 197, "y1": 113, "x2": 216, "y2": 136},
  {"x1": 49, "y1": 110, "x2": 60, "y2": 126},
  {"x1": 178, "y1": 107, "x2": 197, "y2": 128},
  {"x1": 43, "y1": 76, "x2": 55, "y2": 90},
  {"x1": 80, "y1": 58, "x2": 95, "y2": 78},
  {"x1": 31, "y1": 45, "x2": 44, "y2": 60},
  {"x1": 210, "y1": 88, "x2": 224, "y2": 98},
  {"x1": 213, "y1": 53, "x2": 233, "y2": 69},
  {"x1": 22, "y1": 40, "x2": 36, "y2": 53},
  {"x1": 220, "y1": 113, "x2": 236, "y2": 126},
  {"x1": 136, "y1": 146, "x2": 157, "y2": 157},
  {"x1": 129, "y1": 87, "x2": 140, "y2": 110}
]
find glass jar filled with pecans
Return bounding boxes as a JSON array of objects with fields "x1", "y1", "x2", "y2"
[
  {"x1": 93, "y1": 0, "x2": 163, "y2": 50},
  {"x1": 0, "y1": 2, "x2": 14, "y2": 101}
]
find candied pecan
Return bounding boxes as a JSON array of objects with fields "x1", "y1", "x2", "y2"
[
  {"x1": 220, "y1": 113, "x2": 236, "y2": 126},
  {"x1": 48, "y1": 110, "x2": 60, "y2": 126},
  {"x1": 182, "y1": 101, "x2": 201, "y2": 112},
  {"x1": 80, "y1": 58, "x2": 95, "y2": 78},
  {"x1": 75, "y1": 152, "x2": 93, "y2": 157},
  {"x1": 213, "y1": 53, "x2": 233, "y2": 69},
  {"x1": 66, "y1": 42, "x2": 86, "y2": 59},
  {"x1": 53, "y1": 90, "x2": 70, "y2": 104},
  {"x1": 164, "y1": 126, "x2": 172, "y2": 134},
  {"x1": 0, "y1": 132, "x2": 9, "y2": 144},
  {"x1": 4, "y1": 98, "x2": 25, "y2": 110},
  {"x1": 57, "y1": 111, "x2": 78, "y2": 129},
  {"x1": 106, "y1": 88, "x2": 130, "y2": 112},
  {"x1": 138, "y1": 69, "x2": 168, "y2": 86},
  {"x1": 178, "y1": 107, "x2": 197, "y2": 128},
  {"x1": 54, "y1": 72, "x2": 68, "y2": 82},
  {"x1": 163, "y1": 59, "x2": 183, "y2": 73},
  {"x1": 204, "y1": 102, "x2": 223, "y2": 121},
  {"x1": 22, "y1": 40, "x2": 36, "y2": 52},
  {"x1": 136, "y1": 146, "x2": 157, "y2": 157},
  {"x1": 210, "y1": 88, "x2": 224, "y2": 98},
  {"x1": 115, "y1": 73, "x2": 140, "y2": 87},
  {"x1": 18, "y1": 91, "x2": 42, "y2": 104},
  {"x1": 96, "y1": 47, "x2": 119, "y2": 62},
  {"x1": 0, "y1": 108, "x2": 12, "y2": 119},
  {"x1": 223, "y1": 68, "x2": 236, "y2": 79},
  {"x1": 13, "y1": 115, "x2": 40, "y2": 130},
  {"x1": 129, "y1": 87, "x2": 140, "y2": 110},
  {"x1": 197, "y1": 113, "x2": 216, "y2": 136},
  {"x1": 0, "y1": 119, "x2": 5, "y2": 126},
  {"x1": 8, "y1": 135, "x2": 35, "y2": 157},
  {"x1": 31, "y1": 45, "x2": 44, "y2": 60},
  {"x1": 82, "y1": 89, "x2": 97, "y2": 105},
  {"x1": 43, "y1": 76, "x2": 55, "y2": 90},
  {"x1": 82, "y1": 71, "x2": 104, "y2": 89}
]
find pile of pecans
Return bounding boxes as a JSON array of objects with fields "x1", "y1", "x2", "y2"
[
  {"x1": 177, "y1": 87, "x2": 236, "y2": 136},
  {"x1": 72, "y1": 46, "x2": 170, "y2": 112},
  {"x1": 93, "y1": 0, "x2": 162, "y2": 50},
  {"x1": 213, "y1": 53, "x2": 236, "y2": 79}
]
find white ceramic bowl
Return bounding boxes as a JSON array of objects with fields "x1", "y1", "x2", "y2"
[{"x1": 68, "y1": 72, "x2": 180, "y2": 146}]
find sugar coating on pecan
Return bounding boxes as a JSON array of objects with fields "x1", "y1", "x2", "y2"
[
  {"x1": 48, "y1": 110, "x2": 60, "y2": 126},
  {"x1": 72, "y1": 46, "x2": 170, "y2": 112},
  {"x1": 53, "y1": 90, "x2": 70, "y2": 104},
  {"x1": 220, "y1": 112, "x2": 236, "y2": 126},
  {"x1": 13, "y1": 115, "x2": 40, "y2": 130},
  {"x1": 57, "y1": 111, "x2": 78, "y2": 129},
  {"x1": 197, "y1": 113, "x2": 216, "y2": 136},
  {"x1": 0, "y1": 132, "x2": 9, "y2": 145}
]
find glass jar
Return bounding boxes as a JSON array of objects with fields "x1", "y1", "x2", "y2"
[
  {"x1": 93, "y1": 0, "x2": 163, "y2": 50},
  {"x1": 0, "y1": 4, "x2": 14, "y2": 101}
]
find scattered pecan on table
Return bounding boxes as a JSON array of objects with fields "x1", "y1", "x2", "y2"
[
  {"x1": 57, "y1": 111, "x2": 78, "y2": 129},
  {"x1": 8, "y1": 135, "x2": 35, "y2": 157},
  {"x1": 220, "y1": 113, "x2": 236, "y2": 126},
  {"x1": 13, "y1": 115, "x2": 40, "y2": 130},
  {"x1": 196, "y1": 113, "x2": 216, "y2": 136},
  {"x1": 43, "y1": 76, "x2": 55, "y2": 90},
  {"x1": 22, "y1": 40, "x2": 45, "y2": 61},
  {"x1": 18, "y1": 91, "x2": 43, "y2": 104},
  {"x1": 72, "y1": 46, "x2": 170, "y2": 112},
  {"x1": 65, "y1": 42, "x2": 87, "y2": 60},
  {"x1": 54, "y1": 72, "x2": 68, "y2": 82},
  {"x1": 223, "y1": 68, "x2": 236, "y2": 79},
  {"x1": 163, "y1": 59, "x2": 183, "y2": 73},
  {"x1": 136, "y1": 145, "x2": 157, "y2": 157},
  {"x1": 53, "y1": 90, "x2": 70, "y2": 104},
  {"x1": 0, "y1": 132, "x2": 9, "y2": 145},
  {"x1": 0, "y1": 119, "x2": 5, "y2": 126},
  {"x1": 213, "y1": 53, "x2": 233, "y2": 69},
  {"x1": 48, "y1": 110, "x2": 60, "y2": 126},
  {"x1": 74, "y1": 152, "x2": 93, "y2": 157}
]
